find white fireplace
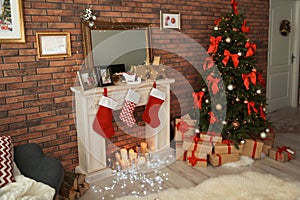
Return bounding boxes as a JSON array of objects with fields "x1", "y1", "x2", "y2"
[{"x1": 71, "y1": 79, "x2": 175, "y2": 179}]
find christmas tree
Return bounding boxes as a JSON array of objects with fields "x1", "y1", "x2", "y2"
[{"x1": 193, "y1": 0, "x2": 272, "y2": 145}]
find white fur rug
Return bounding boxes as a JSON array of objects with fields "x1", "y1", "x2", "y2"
[{"x1": 117, "y1": 171, "x2": 300, "y2": 200}]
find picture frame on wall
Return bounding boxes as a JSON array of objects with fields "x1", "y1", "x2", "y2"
[
  {"x1": 94, "y1": 65, "x2": 113, "y2": 87},
  {"x1": 77, "y1": 68, "x2": 98, "y2": 91},
  {"x1": 36, "y1": 32, "x2": 72, "y2": 59},
  {"x1": 160, "y1": 11, "x2": 181, "y2": 30},
  {"x1": 0, "y1": 0, "x2": 25, "y2": 43}
]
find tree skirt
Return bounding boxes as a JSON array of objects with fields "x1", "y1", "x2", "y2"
[{"x1": 116, "y1": 171, "x2": 300, "y2": 200}]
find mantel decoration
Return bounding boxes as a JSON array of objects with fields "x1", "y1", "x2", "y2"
[
  {"x1": 0, "y1": 0, "x2": 25, "y2": 43},
  {"x1": 81, "y1": 6, "x2": 96, "y2": 28},
  {"x1": 160, "y1": 11, "x2": 181, "y2": 30}
]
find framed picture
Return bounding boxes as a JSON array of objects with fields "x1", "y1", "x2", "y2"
[
  {"x1": 0, "y1": 0, "x2": 25, "y2": 43},
  {"x1": 160, "y1": 11, "x2": 181, "y2": 30},
  {"x1": 36, "y1": 32, "x2": 72, "y2": 59},
  {"x1": 77, "y1": 68, "x2": 98, "y2": 91},
  {"x1": 94, "y1": 66, "x2": 113, "y2": 87}
]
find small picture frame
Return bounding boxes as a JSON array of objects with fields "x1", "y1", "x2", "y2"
[
  {"x1": 94, "y1": 66, "x2": 113, "y2": 87},
  {"x1": 36, "y1": 32, "x2": 72, "y2": 59},
  {"x1": 77, "y1": 68, "x2": 98, "y2": 91},
  {"x1": 160, "y1": 11, "x2": 181, "y2": 30}
]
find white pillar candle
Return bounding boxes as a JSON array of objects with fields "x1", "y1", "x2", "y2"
[
  {"x1": 128, "y1": 148, "x2": 135, "y2": 160},
  {"x1": 140, "y1": 142, "x2": 148, "y2": 153},
  {"x1": 120, "y1": 148, "x2": 128, "y2": 161},
  {"x1": 115, "y1": 152, "x2": 121, "y2": 162}
]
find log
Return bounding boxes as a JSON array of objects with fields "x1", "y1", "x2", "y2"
[{"x1": 59, "y1": 171, "x2": 89, "y2": 200}]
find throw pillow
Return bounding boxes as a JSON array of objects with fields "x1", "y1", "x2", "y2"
[{"x1": 0, "y1": 136, "x2": 15, "y2": 188}]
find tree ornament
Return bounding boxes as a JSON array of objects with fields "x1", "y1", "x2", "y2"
[
  {"x1": 214, "y1": 26, "x2": 219, "y2": 30},
  {"x1": 265, "y1": 128, "x2": 270, "y2": 133},
  {"x1": 244, "y1": 100, "x2": 248, "y2": 104},
  {"x1": 222, "y1": 120, "x2": 227, "y2": 124},
  {"x1": 202, "y1": 88, "x2": 206, "y2": 92},
  {"x1": 237, "y1": 52, "x2": 242, "y2": 56},
  {"x1": 227, "y1": 84, "x2": 234, "y2": 91},
  {"x1": 232, "y1": 120, "x2": 240, "y2": 128},
  {"x1": 194, "y1": 128, "x2": 200, "y2": 134},
  {"x1": 263, "y1": 107, "x2": 267, "y2": 112},
  {"x1": 256, "y1": 89, "x2": 261, "y2": 94},
  {"x1": 239, "y1": 138, "x2": 246, "y2": 144},
  {"x1": 260, "y1": 131, "x2": 267, "y2": 139},
  {"x1": 235, "y1": 97, "x2": 240, "y2": 102},
  {"x1": 225, "y1": 37, "x2": 232, "y2": 43},
  {"x1": 205, "y1": 99, "x2": 209, "y2": 103},
  {"x1": 216, "y1": 104, "x2": 222, "y2": 110}
]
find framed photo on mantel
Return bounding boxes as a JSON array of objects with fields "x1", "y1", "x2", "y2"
[
  {"x1": 77, "y1": 68, "x2": 98, "y2": 91},
  {"x1": 94, "y1": 65, "x2": 113, "y2": 87}
]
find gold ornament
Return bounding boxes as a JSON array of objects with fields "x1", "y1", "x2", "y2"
[{"x1": 232, "y1": 120, "x2": 240, "y2": 128}]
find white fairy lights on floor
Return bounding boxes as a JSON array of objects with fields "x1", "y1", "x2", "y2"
[{"x1": 91, "y1": 153, "x2": 174, "y2": 199}]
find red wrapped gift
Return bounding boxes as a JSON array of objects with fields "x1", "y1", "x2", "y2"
[
  {"x1": 186, "y1": 150, "x2": 207, "y2": 167},
  {"x1": 199, "y1": 132, "x2": 222, "y2": 143},
  {"x1": 208, "y1": 153, "x2": 240, "y2": 167},
  {"x1": 214, "y1": 140, "x2": 244, "y2": 154},
  {"x1": 175, "y1": 118, "x2": 196, "y2": 142},
  {"x1": 269, "y1": 146, "x2": 296, "y2": 163},
  {"x1": 241, "y1": 138, "x2": 264, "y2": 159}
]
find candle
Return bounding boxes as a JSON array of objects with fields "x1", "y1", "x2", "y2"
[
  {"x1": 138, "y1": 156, "x2": 146, "y2": 165},
  {"x1": 128, "y1": 148, "x2": 135, "y2": 160},
  {"x1": 120, "y1": 148, "x2": 128, "y2": 161},
  {"x1": 140, "y1": 142, "x2": 148, "y2": 153},
  {"x1": 115, "y1": 152, "x2": 121, "y2": 162}
]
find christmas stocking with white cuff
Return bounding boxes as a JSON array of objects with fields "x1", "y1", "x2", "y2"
[
  {"x1": 119, "y1": 89, "x2": 141, "y2": 127},
  {"x1": 93, "y1": 89, "x2": 118, "y2": 139},
  {"x1": 142, "y1": 86, "x2": 166, "y2": 128}
]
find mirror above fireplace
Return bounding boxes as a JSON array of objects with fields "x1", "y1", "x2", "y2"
[{"x1": 82, "y1": 21, "x2": 152, "y2": 71}]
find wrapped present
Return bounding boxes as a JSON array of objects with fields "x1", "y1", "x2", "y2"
[
  {"x1": 175, "y1": 118, "x2": 196, "y2": 142},
  {"x1": 183, "y1": 136, "x2": 213, "y2": 154},
  {"x1": 269, "y1": 146, "x2": 296, "y2": 163},
  {"x1": 186, "y1": 150, "x2": 207, "y2": 167},
  {"x1": 208, "y1": 153, "x2": 240, "y2": 167},
  {"x1": 241, "y1": 138, "x2": 264, "y2": 159},
  {"x1": 213, "y1": 140, "x2": 244, "y2": 154},
  {"x1": 261, "y1": 138, "x2": 273, "y2": 155},
  {"x1": 199, "y1": 132, "x2": 222, "y2": 143}
]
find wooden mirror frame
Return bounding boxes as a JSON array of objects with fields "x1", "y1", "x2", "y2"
[{"x1": 82, "y1": 21, "x2": 153, "y2": 69}]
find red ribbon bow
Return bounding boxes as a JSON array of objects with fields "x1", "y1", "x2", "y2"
[
  {"x1": 242, "y1": 20, "x2": 250, "y2": 33},
  {"x1": 276, "y1": 146, "x2": 292, "y2": 161},
  {"x1": 245, "y1": 42, "x2": 257, "y2": 57},
  {"x1": 222, "y1": 50, "x2": 239, "y2": 68},
  {"x1": 242, "y1": 70, "x2": 257, "y2": 90},
  {"x1": 260, "y1": 106, "x2": 266, "y2": 120},
  {"x1": 176, "y1": 120, "x2": 194, "y2": 134},
  {"x1": 206, "y1": 74, "x2": 220, "y2": 94},
  {"x1": 209, "y1": 111, "x2": 217, "y2": 124},
  {"x1": 203, "y1": 57, "x2": 214, "y2": 71},
  {"x1": 231, "y1": 0, "x2": 238, "y2": 15},
  {"x1": 207, "y1": 36, "x2": 222, "y2": 54},
  {"x1": 214, "y1": 18, "x2": 222, "y2": 26},
  {"x1": 187, "y1": 151, "x2": 207, "y2": 166},
  {"x1": 192, "y1": 91, "x2": 205, "y2": 109},
  {"x1": 247, "y1": 101, "x2": 258, "y2": 115}
]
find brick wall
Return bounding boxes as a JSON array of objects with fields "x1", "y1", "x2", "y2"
[{"x1": 0, "y1": 0, "x2": 269, "y2": 171}]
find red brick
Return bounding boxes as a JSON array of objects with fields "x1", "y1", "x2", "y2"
[
  {"x1": 1, "y1": 77, "x2": 22, "y2": 84},
  {"x1": 29, "y1": 123, "x2": 58, "y2": 132},
  {"x1": 0, "y1": 63, "x2": 19, "y2": 70},
  {"x1": 9, "y1": 107, "x2": 39, "y2": 117},
  {"x1": 6, "y1": 94, "x2": 37, "y2": 104},
  {"x1": 23, "y1": 74, "x2": 52, "y2": 82},
  {"x1": 4, "y1": 56, "x2": 36, "y2": 63}
]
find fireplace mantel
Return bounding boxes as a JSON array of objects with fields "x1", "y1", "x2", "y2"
[{"x1": 71, "y1": 79, "x2": 175, "y2": 177}]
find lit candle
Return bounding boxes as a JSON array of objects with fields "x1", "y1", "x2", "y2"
[
  {"x1": 128, "y1": 148, "x2": 135, "y2": 160},
  {"x1": 120, "y1": 148, "x2": 128, "y2": 161},
  {"x1": 115, "y1": 152, "x2": 121, "y2": 162},
  {"x1": 140, "y1": 142, "x2": 148, "y2": 153}
]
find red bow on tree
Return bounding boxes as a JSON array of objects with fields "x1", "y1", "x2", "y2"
[
  {"x1": 206, "y1": 74, "x2": 220, "y2": 94},
  {"x1": 231, "y1": 0, "x2": 238, "y2": 15},
  {"x1": 242, "y1": 20, "x2": 250, "y2": 33},
  {"x1": 245, "y1": 42, "x2": 257, "y2": 57},
  {"x1": 260, "y1": 106, "x2": 266, "y2": 120},
  {"x1": 209, "y1": 111, "x2": 217, "y2": 124},
  {"x1": 222, "y1": 50, "x2": 239, "y2": 68},
  {"x1": 247, "y1": 101, "x2": 258, "y2": 115},
  {"x1": 203, "y1": 57, "x2": 214, "y2": 71},
  {"x1": 207, "y1": 36, "x2": 222, "y2": 54},
  {"x1": 192, "y1": 91, "x2": 205, "y2": 109},
  {"x1": 214, "y1": 18, "x2": 222, "y2": 26},
  {"x1": 242, "y1": 70, "x2": 257, "y2": 90}
]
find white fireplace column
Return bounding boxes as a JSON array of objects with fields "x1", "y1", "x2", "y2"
[{"x1": 71, "y1": 79, "x2": 175, "y2": 177}]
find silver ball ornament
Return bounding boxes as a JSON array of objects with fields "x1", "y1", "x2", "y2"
[
  {"x1": 237, "y1": 52, "x2": 242, "y2": 56},
  {"x1": 256, "y1": 89, "x2": 261, "y2": 94},
  {"x1": 216, "y1": 104, "x2": 222, "y2": 110},
  {"x1": 260, "y1": 132, "x2": 267, "y2": 139},
  {"x1": 214, "y1": 26, "x2": 219, "y2": 30},
  {"x1": 265, "y1": 128, "x2": 270, "y2": 133},
  {"x1": 227, "y1": 84, "x2": 234, "y2": 91},
  {"x1": 205, "y1": 99, "x2": 209, "y2": 103},
  {"x1": 225, "y1": 37, "x2": 232, "y2": 43},
  {"x1": 194, "y1": 128, "x2": 200, "y2": 134},
  {"x1": 202, "y1": 88, "x2": 206, "y2": 92}
]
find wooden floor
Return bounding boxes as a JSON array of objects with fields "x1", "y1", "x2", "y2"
[{"x1": 80, "y1": 133, "x2": 300, "y2": 200}]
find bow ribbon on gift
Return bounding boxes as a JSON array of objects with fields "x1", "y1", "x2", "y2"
[
  {"x1": 247, "y1": 101, "x2": 258, "y2": 115},
  {"x1": 176, "y1": 120, "x2": 194, "y2": 134},
  {"x1": 207, "y1": 74, "x2": 220, "y2": 94},
  {"x1": 260, "y1": 106, "x2": 266, "y2": 120},
  {"x1": 242, "y1": 20, "x2": 250, "y2": 33},
  {"x1": 245, "y1": 42, "x2": 257, "y2": 57},
  {"x1": 222, "y1": 50, "x2": 239, "y2": 68},
  {"x1": 187, "y1": 151, "x2": 207, "y2": 166},
  {"x1": 209, "y1": 111, "x2": 217, "y2": 124},
  {"x1": 276, "y1": 146, "x2": 293, "y2": 161},
  {"x1": 192, "y1": 91, "x2": 205, "y2": 109},
  {"x1": 231, "y1": 0, "x2": 238, "y2": 15},
  {"x1": 207, "y1": 36, "x2": 223, "y2": 54},
  {"x1": 242, "y1": 70, "x2": 257, "y2": 90},
  {"x1": 203, "y1": 57, "x2": 214, "y2": 71}
]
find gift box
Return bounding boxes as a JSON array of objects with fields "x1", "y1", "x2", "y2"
[
  {"x1": 199, "y1": 132, "x2": 222, "y2": 143},
  {"x1": 261, "y1": 139, "x2": 274, "y2": 155},
  {"x1": 208, "y1": 153, "x2": 240, "y2": 167},
  {"x1": 175, "y1": 118, "x2": 196, "y2": 142},
  {"x1": 269, "y1": 146, "x2": 296, "y2": 163},
  {"x1": 241, "y1": 138, "x2": 264, "y2": 159},
  {"x1": 213, "y1": 140, "x2": 244, "y2": 154},
  {"x1": 186, "y1": 150, "x2": 207, "y2": 167},
  {"x1": 183, "y1": 137, "x2": 213, "y2": 153}
]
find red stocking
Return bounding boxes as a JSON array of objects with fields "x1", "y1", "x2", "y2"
[
  {"x1": 93, "y1": 88, "x2": 117, "y2": 138},
  {"x1": 142, "y1": 83, "x2": 166, "y2": 128}
]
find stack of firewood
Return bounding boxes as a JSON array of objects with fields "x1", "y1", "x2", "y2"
[{"x1": 59, "y1": 171, "x2": 89, "y2": 200}]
